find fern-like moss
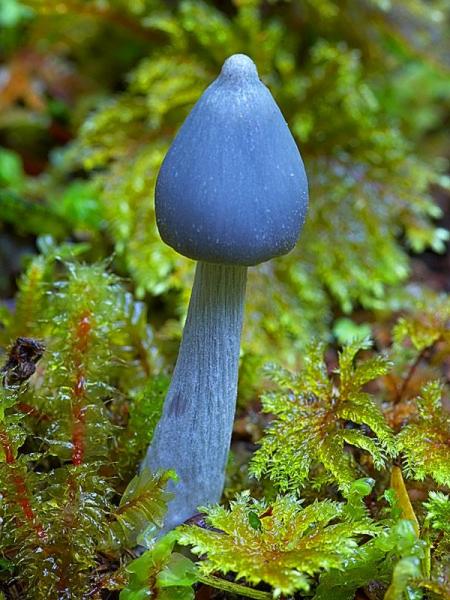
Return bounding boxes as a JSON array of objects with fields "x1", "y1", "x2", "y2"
[
  {"x1": 393, "y1": 294, "x2": 450, "y2": 353},
  {"x1": 397, "y1": 381, "x2": 450, "y2": 487},
  {"x1": 424, "y1": 491, "x2": 450, "y2": 536},
  {"x1": 251, "y1": 340, "x2": 395, "y2": 491},
  {"x1": 177, "y1": 491, "x2": 378, "y2": 597}
]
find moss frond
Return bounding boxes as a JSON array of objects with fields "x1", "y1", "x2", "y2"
[
  {"x1": 393, "y1": 294, "x2": 450, "y2": 352},
  {"x1": 251, "y1": 340, "x2": 395, "y2": 491},
  {"x1": 397, "y1": 381, "x2": 450, "y2": 486},
  {"x1": 107, "y1": 469, "x2": 176, "y2": 549},
  {"x1": 424, "y1": 491, "x2": 450, "y2": 536},
  {"x1": 177, "y1": 492, "x2": 377, "y2": 597}
]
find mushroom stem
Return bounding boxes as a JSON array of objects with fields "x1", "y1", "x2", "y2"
[{"x1": 144, "y1": 261, "x2": 247, "y2": 530}]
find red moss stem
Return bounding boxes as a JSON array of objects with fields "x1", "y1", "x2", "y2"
[
  {"x1": 0, "y1": 428, "x2": 45, "y2": 539},
  {"x1": 72, "y1": 391, "x2": 87, "y2": 466},
  {"x1": 70, "y1": 311, "x2": 91, "y2": 466},
  {"x1": 17, "y1": 402, "x2": 51, "y2": 422}
]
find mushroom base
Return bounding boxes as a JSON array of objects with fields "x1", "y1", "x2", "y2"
[{"x1": 143, "y1": 261, "x2": 248, "y2": 531}]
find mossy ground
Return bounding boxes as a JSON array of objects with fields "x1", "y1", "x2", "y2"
[{"x1": 0, "y1": 1, "x2": 449, "y2": 598}]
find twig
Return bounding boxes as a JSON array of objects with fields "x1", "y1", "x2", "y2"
[
  {"x1": 394, "y1": 339, "x2": 441, "y2": 404},
  {"x1": 413, "y1": 579, "x2": 450, "y2": 599},
  {"x1": 390, "y1": 465, "x2": 420, "y2": 535},
  {"x1": 197, "y1": 574, "x2": 272, "y2": 599}
]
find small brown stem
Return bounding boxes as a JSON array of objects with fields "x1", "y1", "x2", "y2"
[
  {"x1": 394, "y1": 348, "x2": 427, "y2": 404},
  {"x1": 394, "y1": 339, "x2": 441, "y2": 404},
  {"x1": 135, "y1": 338, "x2": 151, "y2": 377},
  {"x1": 86, "y1": 570, "x2": 127, "y2": 598}
]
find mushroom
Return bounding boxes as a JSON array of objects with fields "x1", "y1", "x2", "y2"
[{"x1": 144, "y1": 54, "x2": 308, "y2": 531}]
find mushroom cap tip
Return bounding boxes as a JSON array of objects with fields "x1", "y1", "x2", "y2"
[{"x1": 220, "y1": 54, "x2": 258, "y2": 82}]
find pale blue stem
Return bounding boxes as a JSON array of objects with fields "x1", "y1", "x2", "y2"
[{"x1": 144, "y1": 262, "x2": 247, "y2": 531}]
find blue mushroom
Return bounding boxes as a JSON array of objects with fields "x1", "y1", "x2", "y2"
[{"x1": 144, "y1": 54, "x2": 308, "y2": 531}]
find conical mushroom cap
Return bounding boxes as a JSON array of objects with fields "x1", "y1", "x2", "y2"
[{"x1": 155, "y1": 54, "x2": 308, "y2": 266}]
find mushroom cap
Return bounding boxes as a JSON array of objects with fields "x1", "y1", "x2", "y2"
[{"x1": 155, "y1": 54, "x2": 308, "y2": 266}]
